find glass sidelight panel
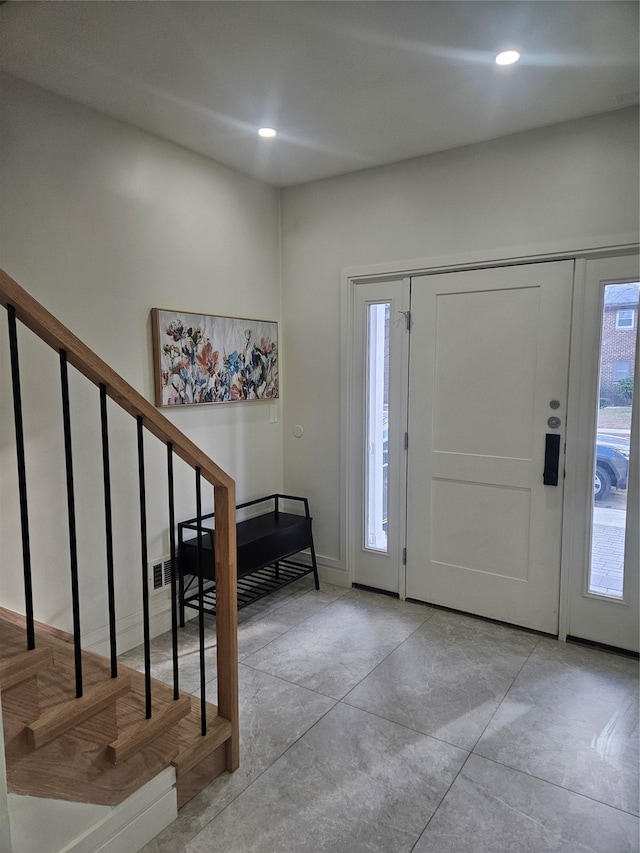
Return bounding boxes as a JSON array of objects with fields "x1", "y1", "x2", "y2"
[
  {"x1": 589, "y1": 282, "x2": 638, "y2": 598},
  {"x1": 364, "y1": 302, "x2": 390, "y2": 552}
]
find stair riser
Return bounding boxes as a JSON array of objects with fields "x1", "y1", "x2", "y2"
[
  {"x1": 26, "y1": 676, "x2": 130, "y2": 750},
  {"x1": 177, "y1": 742, "x2": 226, "y2": 810},
  {"x1": 3, "y1": 679, "x2": 39, "y2": 761}
]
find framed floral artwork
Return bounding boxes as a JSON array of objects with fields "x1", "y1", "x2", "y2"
[{"x1": 151, "y1": 308, "x2": 279, "y2": 406}]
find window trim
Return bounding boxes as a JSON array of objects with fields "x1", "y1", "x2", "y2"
[
  {"x1": 613, "y1": 359, "x2": 632, "y2": 382},
  {"x1": 615, "y1": 308, "x2": 635, "y2": 330}
]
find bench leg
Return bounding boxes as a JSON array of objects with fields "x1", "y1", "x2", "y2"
[{"x1": 309, "y1": 536, "x2": 320, "y2": 591}]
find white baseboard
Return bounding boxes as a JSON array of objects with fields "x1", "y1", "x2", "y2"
[
  {"x1": 91, "y1": 770, "x2": 177, "y2": 853},
  {"x1": 283, "y1": 549, "x2": 351, "y2": 589},
  {"x1": 83, "y1": 595, "x2": 176, "y2": 656},
  {"x1": 82, "y1": 550, "x2": 350, "y2": 657},
  {"x1": 8, "y1": 768, "x2": 177, "y2": 853},
  {"x1": 317, "y1": 555, "x2": 350, "y2": 588},
  {"x1": 0, "y1": 812, "x2": 12, "y2": 853}
]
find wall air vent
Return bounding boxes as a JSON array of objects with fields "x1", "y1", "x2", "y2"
[{"x1": 147, "y1": 555, "x2": 174, "y2": 596}]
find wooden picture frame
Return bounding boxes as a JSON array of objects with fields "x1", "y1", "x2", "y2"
[{"x1": 152, "y1": 308, "x2": 278, "y2": 406}]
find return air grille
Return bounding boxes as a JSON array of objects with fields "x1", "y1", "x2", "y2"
[{"x1": 147, "y1": 556, "x2": 174, "y2": 595}]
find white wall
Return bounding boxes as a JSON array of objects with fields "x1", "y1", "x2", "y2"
[
  {"x1": 280, "y1": 108, "x2": 639, "y2": 574},
  {"x1": 0, "y1": 74, "x2": 282, "y2": 648}
]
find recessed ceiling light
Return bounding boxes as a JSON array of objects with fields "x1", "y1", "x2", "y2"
[
  {"x1": 495, "y1": 50, "x2": 520, "y2": 66},
  {"x1": 258, "y1": 127, "x2": 277, "y2": 138}
]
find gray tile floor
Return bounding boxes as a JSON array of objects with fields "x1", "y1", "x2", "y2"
[{"x1": 124, "y1": 580, "x2": 640, "y2": 853}]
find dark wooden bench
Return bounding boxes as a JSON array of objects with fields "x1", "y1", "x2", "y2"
[{"x1": 178, "y1": 494, "x2": 319, "y2": 620}]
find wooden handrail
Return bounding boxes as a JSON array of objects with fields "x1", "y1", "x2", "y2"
[
  {"x1": 0, "y1": 268, "x2": 233, "y2": 491},
  {"x1": 0, "y1": 267, "x2": 239, "y2": 771}
]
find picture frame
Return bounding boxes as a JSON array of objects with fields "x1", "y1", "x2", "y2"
[{"x1": 151, "y1": 308, "x2": 279, "y2": 407}]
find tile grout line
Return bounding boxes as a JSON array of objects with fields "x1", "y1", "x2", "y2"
[
  {"x1": 238, "y1": 591, "x2": 434, "y2": 691},
  {"x1": 469, "y1": 635, "x2": 544, "y2": 753},
  {"x1": 238, "y1": 589, "x2": 364, "y2": 664},
  {"x1": 332, "y1": 604, "x2": 437, "y2": 701},
  {"x1": 147, "y1": 601, "x2": 637, "y2": 852},
  {"x1": 426, "y1": 633, "x2": 638, "y2": 827},
  {"x1": 175, "y1": 697, "x2": 342, "y2": 852},
  {"x1": 178, "y1": 651, "x2": 473, "y2": 853},
  {"x1": 163, "y1": 587, "x2": 354, "y2": 850},
  {"x1": 472, "y1": 754, "x2": 640, "y2": 819},
  {"x1": 237, "y1": 593, "x2": 354, "y2": 662},
  {"x1": 171, "y1": 597, "x2": 437, "y2": 850},
  {"x1": 408, "y1": 635, "x2": 547, "y2": 851}
]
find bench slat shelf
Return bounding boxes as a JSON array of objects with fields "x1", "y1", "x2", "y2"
[{"x1": 178, "y1": 494, "x2": 319, "y2": 619}]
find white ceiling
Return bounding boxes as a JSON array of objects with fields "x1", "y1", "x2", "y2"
[{"x1": 1, "y1": 1, "x2": 638, "y2": 187}]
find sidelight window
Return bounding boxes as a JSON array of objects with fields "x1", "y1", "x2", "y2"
[
  {"x1": 589, "y1": 283, "x2": 638, "y2": 598},
  {"x1": 364, "y1": 302, "x2": 390, "y2": 553}
]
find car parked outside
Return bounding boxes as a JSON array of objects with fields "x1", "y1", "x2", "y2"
[{"x1": 595, "y1": 432, "x2": 630, "y2": 500}]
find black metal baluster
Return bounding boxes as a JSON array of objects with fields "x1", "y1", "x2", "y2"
[
  {"x1": 137, "y1": 416, "x2": 152, "y2": 719},
  {"x1": 60, "y1": 349, "x2": 83, "y2": 698},
  {"x1": 178, "y1": 522, "x2": 186, "y2": 628},
  {"x1": 195, "y1": 468, "x2": 207, "y2": 736},
  {"x1": 100, "y1": 384, "x2": 117, "y2": 678},
  {"x1": 7, "y1": 305, "x2": 35, "y2": 651},
  {"x1": 167, "y1": 443, "x2": 179, "y2": 700}
]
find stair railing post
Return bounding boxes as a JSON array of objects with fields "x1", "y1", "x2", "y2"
[{"x1": 213, "y1": 482, "x2": 239, "y2": 770}]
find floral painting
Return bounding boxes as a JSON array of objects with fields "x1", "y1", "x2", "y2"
[{"x1": 152, "y1": 308, "x2": 278, "y2": 406}]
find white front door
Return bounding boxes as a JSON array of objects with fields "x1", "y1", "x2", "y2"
[{"x1": 405, "y1": 261, "x2": 574, "y2": 634}]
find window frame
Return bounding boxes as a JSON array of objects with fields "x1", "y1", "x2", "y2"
[
  {"x1": 613, "y1": 360, "x2": 632, "y2": 382},
  {"x1": 615, "y1": 308, "x2": 635, "y2": 330}
]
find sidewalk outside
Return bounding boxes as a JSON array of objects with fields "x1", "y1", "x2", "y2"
[{"x1": 590, "y1": 503, "x2": 626, "y2": 598}]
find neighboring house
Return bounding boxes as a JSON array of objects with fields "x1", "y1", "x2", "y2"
[{"x1": 600, "y1": 283, "x2": 639, "y2": 405}]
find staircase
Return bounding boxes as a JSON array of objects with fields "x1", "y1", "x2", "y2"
[
  {"x1": 0, "y1": 269, "x2": 239, "y2": 850},
  {"x1": 1, "y1": 608, "x2": 231, "y2": 811}
]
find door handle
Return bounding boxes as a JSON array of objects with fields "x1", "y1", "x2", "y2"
[{"x1": 543, "y1": 433, "x2": 561, "y2": 486}]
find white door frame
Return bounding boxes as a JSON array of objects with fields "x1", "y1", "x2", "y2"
[
  {"x1": 560, "y1": 255, "x2": 640, "y2": 650},
  {"x1": 340, "y1": 237, "x2": 638, "y2": 622},
  {"x1": 349, "y1": 277, "x2": 410, "y2": 596}
]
